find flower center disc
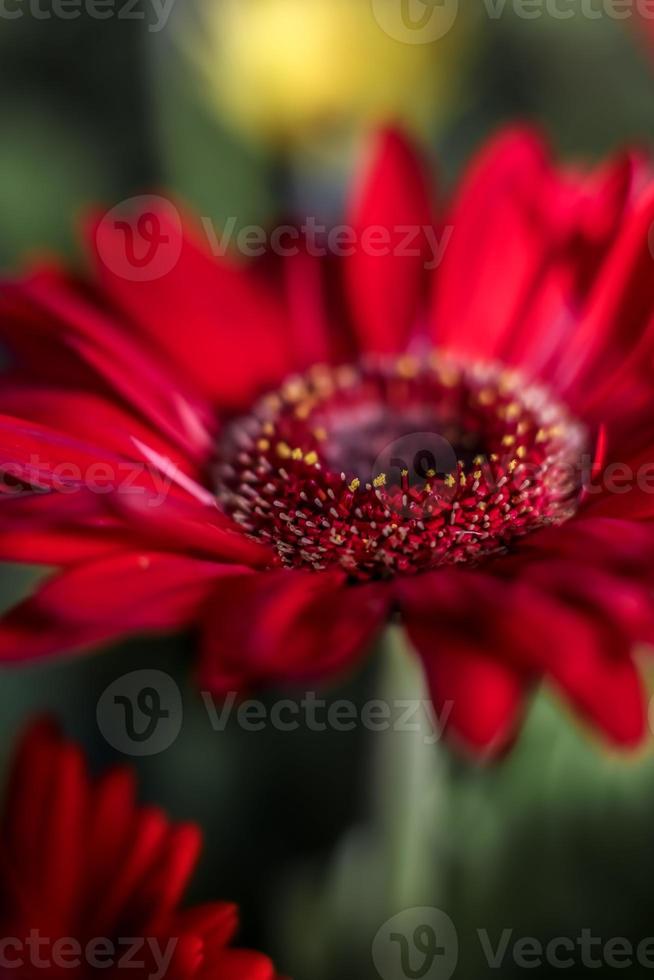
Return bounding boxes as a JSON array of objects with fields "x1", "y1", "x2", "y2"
[{"x1": 215, "y1": 352, "x2": 587, "y2": 579}]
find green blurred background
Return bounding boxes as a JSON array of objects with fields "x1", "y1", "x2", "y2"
[{"x1": 1, "y1": 2, "x2": 654, "y2": 978}]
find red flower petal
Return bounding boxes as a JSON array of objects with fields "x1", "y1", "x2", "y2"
[
  {"x1": 87, "y1": 806, "x2": 170, "y2": 937},
  {"x1": 432, "y1": 129, "x2": 642, "y2": 380},
  {"x1": 345, "y1": 128, "x2": 434, "y2": 354},
  {"x1": 280, "y1": 246, "x2": 333, "y2": 368},
  {"x1": 135, "y1": 823, "x2": 204, "y2": 935},
  {"x1": 585, "y1": 447, "x2": 654, "y2": 522},
  {"x1": 0, "y1": 552, "x2": 245, "y2": 663},
  {"x1": 0, "y1": 269, "x2": 211, "y2": 460},
  {"x1": 210, "y1": 950, "x2": 278, "y2": 980},
  {"x1": 0, "y1": 491, "x2": 128, "y2": 565},
  {"x1": 173, "y1": 902, "x2": 239, "y2": 950},
  {"x1": 566, "y1": 183, "x2": 654, "y2": 406},
  {"x1": 89, "y1": 204, "x2": 293, "y2": 411},
  {"x1": 431, "y1": 127, "x2": 551, "y2": 360},
  {"x1": 0, "y1": 384, "x2": 201, "y2": 477},
  {"x1": 398, "y1": 574, "x2": 529, "y2": 757},
  {"x1": 2, "y1": 721, "x2": 87, "y2": 932},
  {"x1": 201, "y1": 569, "x2": 388, "y2": 694},
  {"x1": 502, "y1": 586, "x2": 647, "y2": 747},
  {"x1": 111, "y1": 491, "x2": 273, "y2": 568},
  {"x1": 0, "y1": 722, "x2": 281, "y2": 978}
]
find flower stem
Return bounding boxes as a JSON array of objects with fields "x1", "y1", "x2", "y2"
[{"x1": 369, "y1": 624, "x2": 451, "y2": 912}]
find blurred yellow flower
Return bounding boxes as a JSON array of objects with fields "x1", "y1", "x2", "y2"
[{"x1": 184, "y1": 0, "x2": 476, "y2": 151}]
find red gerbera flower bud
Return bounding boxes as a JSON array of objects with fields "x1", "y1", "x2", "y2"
[
  {"x1": 1, "y1": 127, "x2": 654, "y2": 757},
  {"x1": 0, "y1": 720, "x2": 280, "y2": 980}
]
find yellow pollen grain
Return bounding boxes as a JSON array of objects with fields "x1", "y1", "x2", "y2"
[
  {"x1": 478, "y1": 502, "x2": 487, "y2": 512},
  {"x1": 516, "y1": 446, "x2": 527, "y2": 459},
  {"x1": 505, "y1": 402, "x2": 521, "y2": 420},
  {"x1": 517, "y1": 421, "x2": 530, "y2": 436},
  {"x1": 348, "y1": 478, "x2": 361, "y2": 492},
  {"x1": 438, "y1": 363, "x2": 460, "y2": 387},
  {"x1": 473, "y1": 470, "x2": 482, "y2": 480},
  {"x1": 313, "y1": 427, "x2": 327, "y2": 442},
  {"x1": 291, "y1": 448, "x2": 304, "y2": 461},
  {"x1": 336, "y1": 365, "x2": 358, "y2": 387},
  {"x1": 397, "y1": 355, "x2": 418, "y2": 379},
  {"x1": 263, "y1": 394, "x2": 282, "y2": 413},
  {"x1": 309, "y1": 363, "x2": 330, "y2": 381},
  {"x1": 283, "y1": 379, "x2": 306, "y2": 403},
  {"x1": 256, "y1": 438, "x2": 270, "y2": 452},
  {"x1": 276, "y1": 442, "x2": 292, "y2": 459},
  {"x1": 502, "y1": 435, "x2": 516, "y2": 447},
  {"x1": 304, "y1": 451, "x2": 319, "y2": 466},
  {"x1": 478, "y1": 388, "x2": 495, "y2": 406},
  {"x1": 262, "y1": 422, "x2": 274, "y2": 436},
  {"x1": 444, "y1": 474, "x2": 456, "y2": 488},
  {"x1": 508, "y1": 459, "x2": 518, "y2": 473},
  {"x1": 312, "y1": 375, "x2": 334, "y2": 397},
  {"x1": 536, "y1": 428, "x2": 548, "y2": 443},
  {"x1": 373, "y1": 473, "x2": 387, "y2": 488},
  {"x1": 426, "y1": 469, "x2": 436, "y2": 478}
]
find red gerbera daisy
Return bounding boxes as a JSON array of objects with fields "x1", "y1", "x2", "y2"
[
  {"x1": 0, "y1": 719, "x2": 280, "y2": 980},
  {"x1": 1, "y1": 128, "x2": 654, "y2": 756}
]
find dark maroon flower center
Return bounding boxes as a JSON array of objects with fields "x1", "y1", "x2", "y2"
[{"x1": 214, "y1": 352, "x2": 587, "y2": 580}]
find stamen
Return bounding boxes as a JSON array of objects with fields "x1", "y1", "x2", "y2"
[{"x1": 214, "y1": 352, "x2": 587, "y2": 580}]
